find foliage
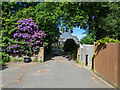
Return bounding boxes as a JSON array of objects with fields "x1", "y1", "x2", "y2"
[
  {"x1": 57, "y1": 2, "x2": 120, "y2": 40},
  {"x1": 40, "y1": 60, "x2": 43, "y2": 62},
  {"x1": 63, "y1": 39, "x2": 78, "y2": 57},
  {"x1": 2, "y1": 18, "x2": 46, "y2": 56},
  {"x1": 3, "y1": 3, "x2": 61, "y2": 48},
  {"x1": 2, "y1": 2, "x2": 120, "y2": 42},
  {"x1": 78, "y1": 62, "x2": 85, "y2": 66},
  {"x1": 1, "y1": 2, "x2": 120, "y2": 64},
  {"x1": 0, "y1": 52, "x2": 10, "y2": 65},
  {"x1": 96, "y1": 37, "x2": 120, "y2": 46},
  {"x1": 75, "y1": 59, "x2": 85, "y2": 65},
  {"x1": 32, "y1": 60, "x2": 38, "y2": 62},
  {"x1": 80, "y1": 34, "x2": 96, "y2": 44},
  {"x1": 75, "y1": 59, "x2": 80, "y2": 63},
  {"x1": 98, "y1": 2, "x2": 120, "y2": 40},
  {"x1": 92, "y1": 53, "x2": 95, "y2": 59},
  {"x1": 2, "y1": 2, "x2": 38, "y2": 16},
  {"x1": 1, "y1": 2, "x2": 60, "y2": 64},
  {"x1": 12, "y1": 58, "x2": 23, "y2": 62}
]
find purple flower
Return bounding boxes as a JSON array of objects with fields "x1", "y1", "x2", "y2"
[
  {"x1": 2, "y1": 49, "x2": 5, "y2": 51},
  {"x1": 18, "y1": 25, "x2": 21, "y2": 28},
  {"x1": 33, "y1": 47, "x2": 35, "y2": 50},
  {"x1": 22, "y1": 22, "x2": 25, "y2": 25},
  {"x1": 38, "y1": 36, "x2": 41, "y2": 38},
  {"x1": 30, "y1": 27, "x2": 33, "y2": 30},
  {"x1": 34, "y1": 25, "x2": 38, "y2": 29},
  {"x1": 25, "y1": 22, "x2": 29, "y2": 25},
  {"x1": 36, "y1": 46, "x2": 39, "y2": 48},
  {"x1": 29, "y1": 18, "x2": 33, "y2": 21},
  {"x1": 9, "y1": 46, "x2": 12, "y2": 49},
  {"x1": 29, "y1": 39, "x2": 32, "y2": 42},
  {"x1": 13, "y1": 34, "x2": 16, "y2": 37},
  {"x1": 17, "y1": 20, "x2": 22, "y2": 23},
  {"x1": 36, "y1": 41, "x2": 40, "y2": 43},
  {"x1": 16, "y1": 50, "x2": 19, "y2": 52},
  {"x1": 13, "y1": 45, "x2": 16, "y2": 47},
  {"x1": 29, "y1": 23, "x2": 33, "y2": 26},
  {"x1": 25, "y1": 19, "x2": 29, "y2": 21},
  {"x1": 32, "y1": 35, "x2": 35, "y2": 38},
  {"x1": 13, "y1": 19, "x2": 47, "y2": 55},
  {"x1": 27, "y1": 26, "x2": 31, "y2": 28},
  {"x1": 13, "y1": 50, "x2": 16, "y2": 53}
]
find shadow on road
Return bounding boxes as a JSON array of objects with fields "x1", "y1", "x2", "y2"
[
  {"x1": 0, "y1": 65, "x2": 9, "y2": 71},
  {"x1": 44, "y1": 49, "x2": 73, "y2": 62}
]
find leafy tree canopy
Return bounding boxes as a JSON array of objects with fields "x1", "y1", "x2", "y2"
[{"x1": 80, "y1": 34, "x2": 96, "y2": 44}]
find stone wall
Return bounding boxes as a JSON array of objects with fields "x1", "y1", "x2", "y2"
[
  {"x1": 77, "y1": 44, "x2": 94, "y2": 69},
  {"x1": 9, "y1": 47, "x2": 44, "y2": 62}
]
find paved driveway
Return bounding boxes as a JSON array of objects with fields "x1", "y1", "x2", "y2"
[{"x1": 1, "y1": 55, "x2": 113, "y2": 88}]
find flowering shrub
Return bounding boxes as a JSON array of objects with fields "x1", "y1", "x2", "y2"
[{"x1": 3, "y1": 18, "x2": 46, "y2": 56}]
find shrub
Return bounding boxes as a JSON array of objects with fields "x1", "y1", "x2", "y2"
[
  {"x1": 2, "y1": 18, "x2": 47, "y2": 56},
  {"x1": 96, "y1": 36, "x2": 120, "y2": 46},
  {"x1": 80, "y1": 35, "x2": 96, "y2": 44},
  {"x1": 32, "y1": 60, "x2": 38, "y2": 62},
  {"x1": 12, "y1": 58, "x2": 23, "y2": 62},
  {"x1": 63, "y1": 39, "x2": 78, "y2": 57},
  {"x1": 1, "y1": 52, "x2": 10, "y2": 65}
]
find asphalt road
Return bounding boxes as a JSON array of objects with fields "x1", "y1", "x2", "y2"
[{"x1": 2, "y1": 55, "x2": 113, "y2": 88}]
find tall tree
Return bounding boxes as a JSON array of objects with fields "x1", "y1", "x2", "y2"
[{"x1": 99, "y1": 2, "x2": 120, "y2": 40}]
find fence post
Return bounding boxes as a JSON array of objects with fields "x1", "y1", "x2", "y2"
[{"x1": 38, "y1": 47, "x2": 44, "y2": 62}]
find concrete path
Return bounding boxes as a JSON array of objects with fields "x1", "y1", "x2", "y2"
[{"x1": 2, "y1": 55, "x2": 113, "y2": 88}]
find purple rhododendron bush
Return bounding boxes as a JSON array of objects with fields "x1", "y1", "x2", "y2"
[{"x1": 3, "y1": 18, "x2": 46, "y2": 56}]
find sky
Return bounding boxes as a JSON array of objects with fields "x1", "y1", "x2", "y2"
[
  {"x1": 71, "y1": 27, "x2": 86, "y2": 40},
  {"x1": 59, "y1": 26, "x2": 87, "y2": 41}
]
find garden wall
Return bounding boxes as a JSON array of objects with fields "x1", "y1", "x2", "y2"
[
  {"x1": 94, "y1": 43, "x2": 120, "y2": 88},
  {"x1": 77, "y1": 44, "x2": 94, "y2": 69},
  {"x1": 9, "y1": 47, "x2": 44, "y2": 62}
]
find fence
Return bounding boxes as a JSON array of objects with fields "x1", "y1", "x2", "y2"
[
  {"x1": 94, "y1": 43, "x2": 120, "y2": 88},
  {"x1": 77, "y1": 44, "x2": 94, "y2": 69}
]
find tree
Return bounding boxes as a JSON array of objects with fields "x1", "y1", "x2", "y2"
[
  {"x1": 80, "y1": 34, "x2": 96, "y2": 44},
  {"x1": 63, "y1": 39, "x2": 78, "y2": 58},
  {"x1": 58, "y1": 2, "x2": 119, "y2": 40},
  {"x1": 2, "y1": 2, "x2": 120, "y2": 55},
  {"x1": 2, "y1": 2, "x2": 62, "y2": 55},
  {"x1": 99, "y1": 2, "x2": 120, "y2": 40},
  {"x1": 63, "y1": 39, "x2": 77, "y2": 52}
]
